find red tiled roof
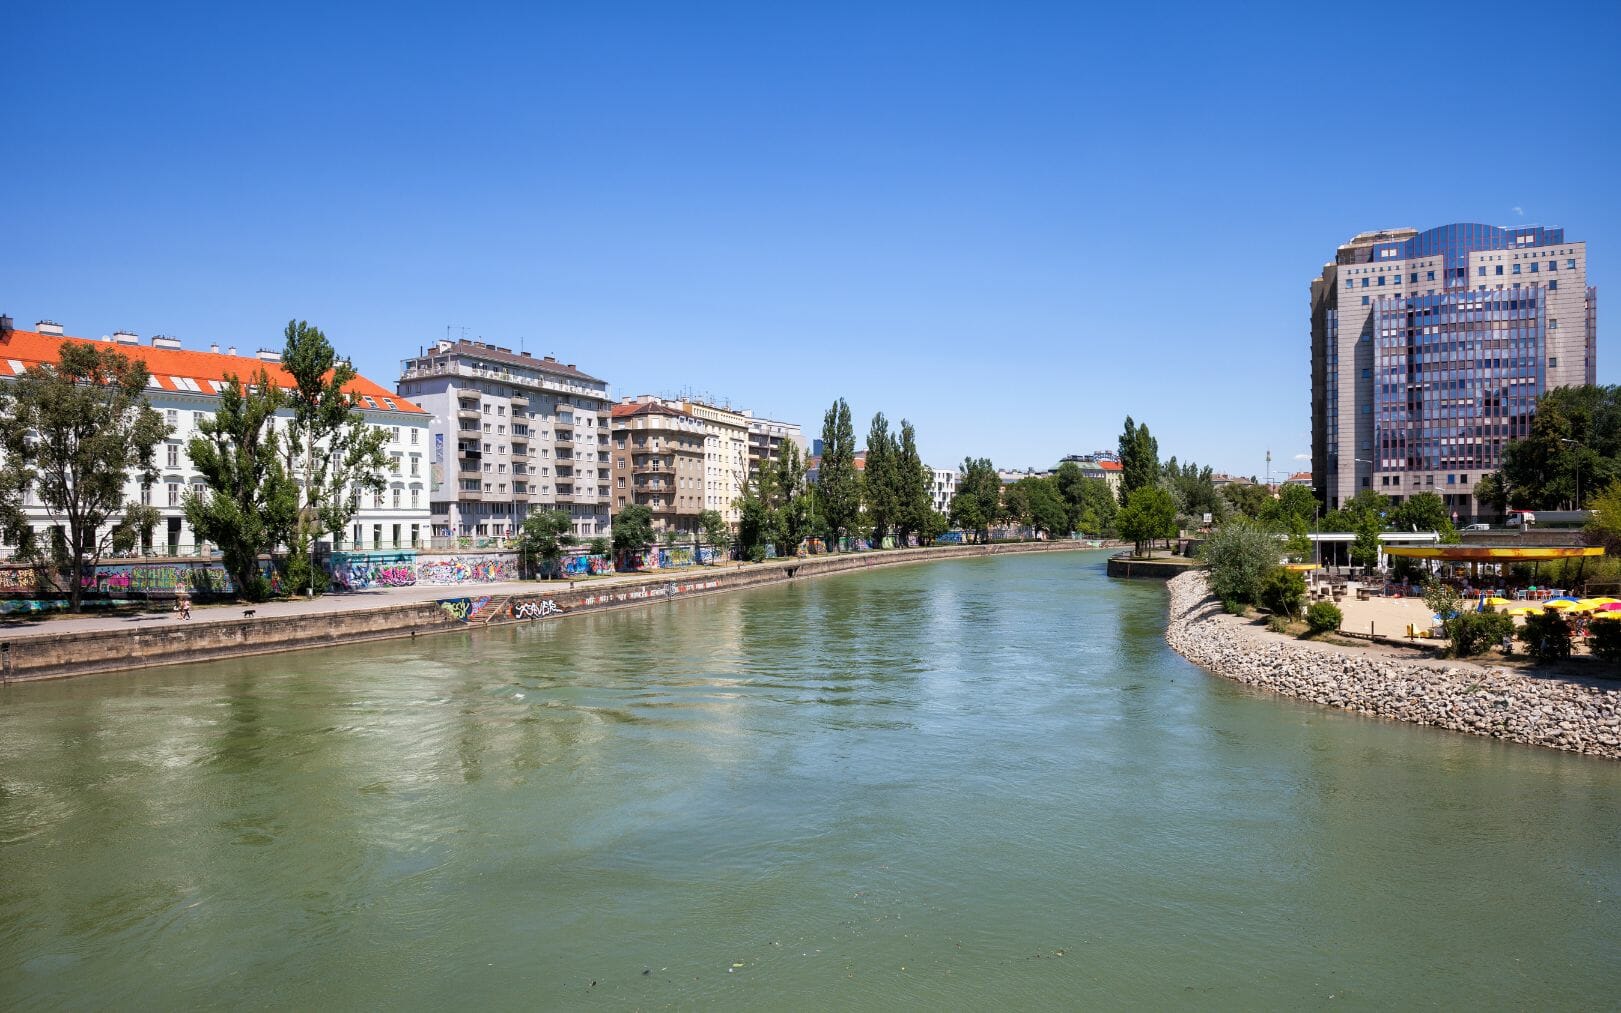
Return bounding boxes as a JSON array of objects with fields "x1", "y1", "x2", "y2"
[
  {"x1": 611, "y1": 400, "x2": 693, "y2": 420},
  {"x1": 0, "y1": 329, "x2": 424, "y2": 414},
  {"x1": 1096, "y1": 460, "x2": 1122, "y2": 471}
]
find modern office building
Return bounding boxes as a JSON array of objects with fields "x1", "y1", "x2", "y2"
[
  {"x1": 397, "y1": 340, "x2": 612, "y2": 539},
  {"x1": 0, "y1": 317, "x2": 431, "y2": 555},
  {"x1": 610, "y1": 397, "x2": 707, "y2": 536},
  {"x1": 1311, "y1": 223, "x2": 1595, "y2": 519}
]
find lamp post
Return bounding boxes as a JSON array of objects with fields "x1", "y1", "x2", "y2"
[{"x1": 1558, "y1": 438, "x2": 1581, "y2": 510}]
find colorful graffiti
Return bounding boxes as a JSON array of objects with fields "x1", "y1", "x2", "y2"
[
  {"x1": 329, "y1": 551, "x2": 419, "y2": 591},
  {"x1": 83, "y1": 562, "x2": 234, "y2": 595},
  {"x1": 437, "y1": 595, "x2": 492, "y2": 622},
  {"x1": 417, "y1": 555, "x2": 518, "y2": 586},
  {"x1": 0, "y1": 566, "x2": 41, "y2": 593},
  {"x1": 512, "y1": 599, "x2": 562, "y2": 620},
  {"x1": 560, "y1": 553, "x2": 614, "y2": 576}
]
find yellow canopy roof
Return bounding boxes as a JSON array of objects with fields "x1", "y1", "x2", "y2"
[{"x1": 1381, "y1": 545, "x2": 1604, "y2": 561}]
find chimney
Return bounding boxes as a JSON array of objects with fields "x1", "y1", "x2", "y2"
[
  {"x1": 256, "y1": 349, "x2": 280, "y2": 362},
  {"x1": 566, "y1": 364, "x2": 575, "y2": 370},
  {"x1": 227, "y1": 345, "x2": 237, "y2": 356},
  {"x1": 210, "y1": 342, "x2": 220, "y2": 354},
  {"x1": 36, "y1": 320, "x2": 64, "y2": 336},
  {"x1": 113, "y1": 330, "x2": 139, "y2": 345},
  {"x1": 0, "y1": 315, "x2": 12, "y2": 337},
  {"x1": 543, "y1": 355, "x2": 556, "y2": 362},
  {"x1": 521, "y1": 351, "x2": 532, "y2": 358},
  {"x1": 151, "y1": 334, "x2": 182, "y2": 349}
]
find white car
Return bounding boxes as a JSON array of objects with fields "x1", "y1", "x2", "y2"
[{"x1": 1463, "y1": 523, "x2": 1491, "y2": 531}]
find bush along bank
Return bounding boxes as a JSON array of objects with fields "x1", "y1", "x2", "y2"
[{"x1": 1164, "y1": 571, "x2": 1621, "y2": 760}]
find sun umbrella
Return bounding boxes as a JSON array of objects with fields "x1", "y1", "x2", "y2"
[
  {"x1": 1590, "y1": 611, "x2": 1621, "y2": 621},
  {"x1": 1543, "y1": 598, "x2": 1578, "y2": 610},
  {"x1": 1484, "y1": 596, "x2": 1513, "y2": 606},
  {"x1": 1507, "y1": 606, "x2": 1543, "y2": 616},
  {"x1": 1600, "y1": 603, "x2": 1621, "y2": 612}
]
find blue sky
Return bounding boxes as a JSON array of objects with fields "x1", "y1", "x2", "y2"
[{"x1": 5, "y1": 1, "x2": 1618, "y2": 477}]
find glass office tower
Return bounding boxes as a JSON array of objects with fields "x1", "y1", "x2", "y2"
[{"x1": 1311, "y1": 223, "x2": 1594, "y2": 520}]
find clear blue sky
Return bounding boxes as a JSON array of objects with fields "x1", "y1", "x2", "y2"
[{"x1": 5, "y1": 1, "x2": 1618, "y2": 478}]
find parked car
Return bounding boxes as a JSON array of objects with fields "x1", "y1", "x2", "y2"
[{"x1": 1462, "y1": 523, "x2": 1491, "y2": 531}]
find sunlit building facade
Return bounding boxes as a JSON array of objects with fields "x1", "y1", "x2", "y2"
[{"x1": 1311, "y1": 223, "x2": 1595, "y2": 519}]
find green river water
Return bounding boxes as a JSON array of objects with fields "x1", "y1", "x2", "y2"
[{"x1": 2, "y1": 550, "x2": 1618, "y2": 1009}]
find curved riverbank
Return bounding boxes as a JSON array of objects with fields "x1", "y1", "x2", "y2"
[
  {"x1": 0, "y1": 540, "x2": 1095, "y2": 684},
  {"x1": 1164, "y1": 571, "x2": 1621, "y2": 760}
]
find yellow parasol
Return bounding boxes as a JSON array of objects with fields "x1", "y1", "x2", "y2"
[
  {"x1": 1543, "y1": 599, "x2": 1577, "y2": 610},
  {"x1": 1484, "y1": 596, "x2": 1513, "y2": 606},
  {"x1": 1507, "y1": 605, "x2": 1543, "y2": 616}
]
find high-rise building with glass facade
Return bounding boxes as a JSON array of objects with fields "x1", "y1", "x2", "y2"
[{"x1": 1311, "y1": 223, "x2": 1595, "y2": 520}]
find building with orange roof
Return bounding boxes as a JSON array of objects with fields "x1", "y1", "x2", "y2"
[
  {"x1": 398, "y1": 339, "x2": 613, "y2": 540},
  {"x1": 0, "y1": 316, "x2": 431, "y2": 556}
]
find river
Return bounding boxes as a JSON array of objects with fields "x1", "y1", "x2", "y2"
[{"x1": 2, "y1": 550, "x2": 1618, "y2": 1008}]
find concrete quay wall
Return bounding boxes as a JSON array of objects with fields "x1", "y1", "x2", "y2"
[{"x1": 1, "y1": 541, "x2": 1096, "y2": 684}]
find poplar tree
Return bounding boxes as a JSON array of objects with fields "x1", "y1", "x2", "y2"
[
  {"x1": 0, "y1": 342, "x2": 168, "y2": 612},
  {"x1": 185, "y1": 370, "x2": 298, "y2": 601},
  {"x1": 893, "y1": 419, "x2": 933, "y2": 546},
  {"x1": 816, "y1": 398, "x2": 859, "y2": 550},
  {"x1": 280, "y1": 320, "x2": 390, "y2": 586},
  {"x1": 863, "y1": 412, "x2": 898, "y2": 544},
  {"x1": 1117, "y1": 416, "x2": 1161, "y2": 505}
]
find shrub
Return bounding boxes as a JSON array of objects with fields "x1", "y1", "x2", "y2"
[
  {"x1": 1447, "y1": 608, "x2": 1515, "y2": 658},
  {"x1": 1200, "y1": 520, "x2": 1284, "y2": 606},
  {"x1": 1221, "y1": 599, "x2": 1248, "y2": 616},
  {"x1": 1265, "y1": 614, "x2": 1290, "y2": 634},
  {"x1": 1588, "y1": 621, "x2": 1621, "y2": 666},
  {"x1": 1258, "y1": 567, "x2": 1306, "y2": 617},
  {"x1": 1306, "y1": 601, "x2": 1342, "y2": 635},
  {"x1": 1518, "y1": 611, "x2": 1573, "y2": 662}
]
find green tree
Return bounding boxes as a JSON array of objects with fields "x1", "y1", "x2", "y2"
[
  {"x1": 816, "y1": 398, "x2": 860, "y2": 550},
  {"x1": 949, "y1": 457, "x2": 1000, "y2": 542},
  {"x1": 0, "y1": 341, "x2": 169, "y2": 612},
  {"x1": 893, "y1": 420, "x2": 933, "y2": 546},
  {"x1": 611, "y1": 503, "x2": 654, "y2": 563},
  {"x1": 185, "y1": 369, "x2": 298, "y2": 601},
  {"x1": 1116, "y1": 485, "x2": 1178, "y2": 556},
  {"x1": 1117, "y1": 416, "x2": 1160, "y2": 505},
  {"x1": 1008, "y1": 476, "x2": 1067, "y2": 537},
  {"x1": 699, "y1": 509, "x2": 730, "y2": 562},
  {"x1": 863, "y1": 412, "x2": 898, "y2": 544},
  {"x1": 1070, "y1": 476, "x2": 1118, "y2": 536},
  {"x1": 919, "y1": 509, "x2": 950, "y2": 544},
  {"x1": 1222, "y1": 482, "x2": 1272, "y2": 519},
  {"x1": 518, "y1": 509, "x2": 575, "y2": 578},
  {"x1": 773, "y1": 440, "x2": 812, "y2": 557},
  {"x1": 1351, "y1": 509, "x2": 1383, "y2": 569},
  {"x1": 1262, "y1": 484, "x2": 1319, "y2": 528},
  {"x1": 1387, "y1": 491, "x2": 1457, "y2": 542},
  {"x1": 1495, "y1": 385, "x2": 1621, "y2": 511},
  {"x1": 1258, "y1": 567, "x2": 1306, "y2": 617},
  {"x1": 1199, "y1": 519, "x2": 1283, "y2": 606},
  {"x1": 1163, "y1": 457, "x2": 1226, "y2": 523},
  {"x1": 279, "y1": 319, "x2": 391, "y2": 558}
]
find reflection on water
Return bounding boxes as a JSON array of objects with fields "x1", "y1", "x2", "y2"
[{"x1": 1, "y1": 551, "x2": 1618, "y2": 1009}]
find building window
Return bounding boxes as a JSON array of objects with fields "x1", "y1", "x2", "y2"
[
  {"x1": 411, "y1": 428, "x2": 419, "y2": 444},
  {"x1": 168, "y1": 483, "x2": 181, "y2": 506},
  {"x1": 1477, "y1": 266, "x2": 1486, "y2": 276},
  {"x1": 1512, "y1": 264, "x2": 1521, "y2": 275},
  {"x1": 166, "y1": 409, "x2": 178, "y2": 427},
  {"x1": 1361, "y1": 296, "x2": 1370, "y2": 305},
  {"x1": 1550, "y1": 357, "x2": 1559, "y2": 368},
  {"x1": 1567, "y1": 259, "x2": 1577, "y2": 270},
  {"x1": 1495, "y1": 265, "x2": 1503, "y2": 275},
  {"x1": 166, "y1": 443, "x2": 180, "y2": 468},
  {"x1": 1549, "y1": 280, "x2": 1559, "y2": 291},
  {"x1": 411, "y1": 488, "x2": 420, "y2": 508},
  {"x1": 193, "y1": 411, "x2": 205, "y2": 429},
  {"x1": 393, "y1": 488, "x2": 401, "y2": 508}
]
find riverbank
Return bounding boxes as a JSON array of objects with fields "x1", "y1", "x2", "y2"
[
  {"x1": 0, "y1": 540, "x2": 1098, "y2": 684},
  {"x1": 1164, "y1": 571, "x2": 1621, "y2": 760}
]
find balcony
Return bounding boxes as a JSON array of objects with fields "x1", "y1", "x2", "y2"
[
  {"x1": 457, "y1": 489, "x2": 485, "y2": 502},
  {"x1": 555, "y1": 431, "x2": 574, "y2": 445},
  {"x1": 509, "y1": 393, "x2": 529, "y2": 408},
  {"x1": 457, "y1": 408, "x2": 481, "y2": 420},
  {"x1": 456, "y1": 447, "x2": 482, "y2": 460}
]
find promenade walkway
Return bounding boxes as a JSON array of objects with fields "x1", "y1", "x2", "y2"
[{"x1": 0, "y1": 560, "x2": 763, "y2": 641}]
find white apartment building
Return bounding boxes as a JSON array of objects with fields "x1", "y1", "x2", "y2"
[
  {"x1": 398, "y1": 340, "x2": 613, "y2": 539},
  {"x1": 928, "y1": 467, "x2": 956, "y2": 515},
  {"x1": 742, "y1": 412, "x2": 808, "y2": 479},
  {"x1": 0, "y1": 318, "x2": 431, "y2": 555},
  {"x1": 672, "y1": 399, "x2": 751, "y2": 529}
]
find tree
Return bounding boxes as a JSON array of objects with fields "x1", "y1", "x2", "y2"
[
  {"x1": 1262, "y1": 484, "x2": 1319, "y2": 528},
  {"x1": 1494, "y1": 385, "x2": 1621, "y2": 511},
  {"x1": 699, "y1": 509, "x2": 730, "y2": 561},
  {"x1": 1199, "y1": 519, "x2": 1283, "y2": 606},
  {"x1": 1388, "y1": 491, "x2": 1457, "y2": 542},
  {"x1": 518, "y1": 509, "x2": 575, "y2": 578},
  {"x1": 1163, "y1": 457, "x2": 1226, "y2": 523},
  {"x1": 893, "y1": 420, "x2": 933, "y2": 547},
  {"x1": 1351, "y1": 508, "x2": 1383, "y2": 569},
  {"x1": 1008, "y1": 476, "x2": 1067, "y2": 538},
  {"x1": 611, "y1": 504, "x2": 654, "y2": 562},
  {"x1": 863, "y1": 412, "x2": 898, "y2": 544},
  {"x1": 0, "y1": 341, "x2": 169, "y2": 612},
  {"x1": 1116, "y1": 485, "x2": 1178, "y2": 557},
  {"x1": 919, "y1": 509, "x2": 950, "y2": 544},
  {"x1": 1222, "y1": 482, "x2": 1272, "y2": 519},
  {"x1": 1259, "y1": 567, "x2": 1306, "y2": 617},
  {"x1": 279, "y1": 320, "x2": 390, "y2": 563},
  {"x1": 773, "y1": 440, "x2": 812, "y2": 557},
  {"x1": 1071, "y1": 477, "x2": 1118, "y2": 537},
  {"x1": 816, "y1": 398, "x2": 860, "y2": 551},
  {"x1": 185, "y1": 369, "x2": 298, "y2": 601},
  {"x1": 949, "y1": 457, "x2": 1000, "y2": 542},
  {"x1": 1117, "y1": 416, "x2": 1160, "y2": 505}
]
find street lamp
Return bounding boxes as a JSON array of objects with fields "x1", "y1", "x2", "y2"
[{"x1": 1558, "y1": 438, "x2": 1581, "y2": 510}]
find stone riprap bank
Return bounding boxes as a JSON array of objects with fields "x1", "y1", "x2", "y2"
[{"x1": 1165, "y1": 571, "x2": 1621, "y2": 760}]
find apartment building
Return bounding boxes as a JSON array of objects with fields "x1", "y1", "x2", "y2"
[
  {"x1": 670, "y1": 398, "x2": 750, "y2": 529},
  {"x1": 398, "y1": 340, "x2": 612, "y2": 539},
  {"x1": 0, "y1": 317, "x2": 430, "y2": 555},
  {"x1": 1311, "y1": 223, "x2": 1595, "y2": 518},
  {"x1": 742, "y1": 412, "x2": 808, "y2": 478},
  {"x1": 928, "y1": 467, "x2": 956, "y2": 515},
  {"x1": 610, "y1": 398, "x2": 708, "y2": 535}
]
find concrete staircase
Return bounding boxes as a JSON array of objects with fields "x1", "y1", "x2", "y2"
[{"x1": 469, "y1": 595, "x2": 511, "y2": 625}]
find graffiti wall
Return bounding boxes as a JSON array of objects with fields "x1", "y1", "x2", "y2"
[
  {"x1": 329, "y1": 550, "x2": 419, "y2": 591},
  {"x1": 0, "y1": 566, "x2": 41, "y2": 593},
  {"x1": 437, "y1": 596, "x2": 492, "y2": 622},
  {"x1": 84, "y1": 561, "x2": 235, "y2": 596},
  {"x1": 417, "y1": 553, "x2": 518, "y2": 586},
  {"x1": 560, "y1": 553, "x2": 614, "y2": 576}
]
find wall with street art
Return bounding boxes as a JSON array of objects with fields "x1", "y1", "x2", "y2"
[
  {"x1": 329, "y1": 550, "x2": 420, "y2": 591},
  {"x1": 416, "y1": 553, "x2": 518, "y2": 585}
]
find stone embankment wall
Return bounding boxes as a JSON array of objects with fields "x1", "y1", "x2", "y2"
[
  {"x1": 1164, "y1": 571, "x2": 1621, "y2": 760},
  {"x1": 1, "y1": 540, "x2": 1096, "y2": 684}
]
